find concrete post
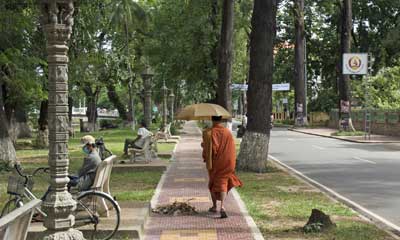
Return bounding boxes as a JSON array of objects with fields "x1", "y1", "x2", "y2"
[
  {"x1": 39, "y1": 0, "x2": 84, "y2": 239},
  {"x1": 169, "y1": 91, "x2": 175, "y2": 123},
  {"x1": 162, "y1": 81, "x2": 168, "y2": 127}
]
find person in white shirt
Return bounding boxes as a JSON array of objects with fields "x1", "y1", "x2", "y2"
[{"x1": 123, "y1": 121, "x2": 153, "y2": 155}]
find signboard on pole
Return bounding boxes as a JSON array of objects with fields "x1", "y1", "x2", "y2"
[
  {"x1": 343, "y1": 53, "x2": 368, "y2": 75},
  {"x1": 231, "y1": 84, "x2": 248, "y2": 91},
  {"x1": 272, "y1": 83, "x2": 290, "y2": 91},
  {"x1": 231, "y1": 83, "x2": 290, "y2": 91}
]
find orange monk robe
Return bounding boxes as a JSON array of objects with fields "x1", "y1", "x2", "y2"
[{"x1": 202, "y1": 124, "x2": 243, "y2": 193}]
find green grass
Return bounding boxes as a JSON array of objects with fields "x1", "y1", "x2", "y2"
[
  {"x1": 236, "y1": 165, "x2": 395, "y2": 240},
  {"x1": 157, "y1": 143, "x2": 176, "y2": 152},
  {"x1": 332, "y1": 131, "x2": 366, "y2": 136},
  {"x1": 1, "y1": 127, "x2": 173, "y2": 209},
  {"x1": 111, "y1": 171, "x2": 163, "y2": 202}
]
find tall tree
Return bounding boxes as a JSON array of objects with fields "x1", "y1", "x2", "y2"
[
  {"x1": 109, "y1": 0, "x2": 146, "y2": 129},
  {"x1": 0, "y1": 83, "x2": 16, "y2": 164},
  {"x1": 238, "y1": 0, "x2": 277, "y2": 172},
  {"x1": 338, "y1": 0, "x2": 355, "y2": 131},
  {"x1": 217, "y1": 0, "x2": 235, "y2": 114},
  {"x1": 294, "y1": 0, "x2": 307, "y2": 126}
]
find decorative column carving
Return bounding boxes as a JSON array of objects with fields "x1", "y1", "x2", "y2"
[
  {"x1": 39, "y1": 0, "x2": 84, "y2": 239},
  {"x1": 141, "y1": 67, "x2": 154, "y2": 128}
]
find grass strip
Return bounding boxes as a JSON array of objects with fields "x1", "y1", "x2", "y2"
[{"x1": 237, "y1": 165, "x2": 395, "y2": 240}]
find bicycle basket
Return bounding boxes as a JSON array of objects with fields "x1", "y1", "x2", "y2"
[{"x1": 7, "y1": 175, "x2": 27, "y2": 196}]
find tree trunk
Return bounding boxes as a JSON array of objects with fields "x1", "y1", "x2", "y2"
[
  {"x1": 35, "y1": 100, "x2": 49, "y2": 148},
  {"x1": 15, "y1": 108, "x2": 32, "y2": 138},
  {"x1": 338, "y1": 0, "x2": 355, "y2": 131},
  {"x1": 106, "y1": 83, "x2": 128, "y2": 122},
  {"x1": 127, "y1": 80, "x2": 135, "y2": 129},
  {"x1": 0, "y1": 84, "x2": 16, "y2": 165},
  {"x1": 294, "y1": 0, "x2": 307, "y2": 126},
  {"x1": 217, "y1": 0, "x2": 234, "y2": 114},
  {"x1": 237, "y1": 0, "x2": 277, "y2": 172},
  {"x1": 210, "y1": 0, "x2": 219, "y2": 100},
  {"x1": 9, "y1": 108, "x2": 32, "y2": 142},
  {"x1": 84, "y1": 87, "x2": 100, "y2": 132}
]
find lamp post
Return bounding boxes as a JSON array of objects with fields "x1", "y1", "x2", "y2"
[
  {"x1": 39, "y1": 0, "x2": 84, "y2": 238},
  {"x1": 162, "y1": 80, "x2": 168, "y2": 127},
  {"x1": 141, "y1": 66, "x2": 154, "y2": 128},
  {"x1": 168, "y1": 91, "x2": 175, "y2": 123}
]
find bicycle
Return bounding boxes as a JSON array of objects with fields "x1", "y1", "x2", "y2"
[
  {"x1": 1, "y1": 164, "x2": 121, "y2": 240},
  {"x1": 95, "y1": 137, "x2": 113, "y2": 160}
]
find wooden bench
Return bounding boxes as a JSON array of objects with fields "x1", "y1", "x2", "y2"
[
  {"x1": 91, "y1": 155, "x2": 116, "y2": 217},
  {"x1": 156, "y1": 123, "x2": 180, "y2": 143},
  {"x1": 128, "y1": 136, "x2": 153, "y2": 163},
  {"x1": 0, "y1": 199, "x2": 41, "y2": 240}
]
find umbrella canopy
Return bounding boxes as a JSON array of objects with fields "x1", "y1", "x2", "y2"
[{"x1": 175, "y1": 103, "x2": 231, "y2": 120}]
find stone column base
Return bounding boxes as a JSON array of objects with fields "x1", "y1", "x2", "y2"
[{"x1": 42, "y1": 229, "x2": 85, "y2": 240}]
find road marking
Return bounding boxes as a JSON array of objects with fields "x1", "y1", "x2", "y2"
[
  {"x1": 353, "y1": 156, "x2": 376, "y2": 164},
  {"x1": 268, "y1": 154, "x2": 400, "y2": 234},
  {"x1": 312, "y1": 145, "x2": 325, "y2": 150}
]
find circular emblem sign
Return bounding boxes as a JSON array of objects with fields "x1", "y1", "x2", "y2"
[
  {"x1": 348, "y1": 56, "x2": 362, "y2": 71},
  {"x1": 343, "y1": 53, "x2": 368, "y2": 75}
]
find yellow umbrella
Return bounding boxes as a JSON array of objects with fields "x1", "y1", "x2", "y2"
[{"x1": 175, "y1": 103, "x2": 231, "y2": 120}]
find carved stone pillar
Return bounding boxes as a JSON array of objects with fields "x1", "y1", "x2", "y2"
[
  {"x1": 141, "y1": 67, "x2": 154, "y2": 128},
  {"x1": 143, "y1": 78, "x2": 152, "y2": 127},
  {"x1": 39, "y1": 0, "x2": 84, "y2": 239}
]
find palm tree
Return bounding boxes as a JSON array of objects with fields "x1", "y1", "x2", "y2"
[
  {"x1": 237, "y1": 0, "x2": 277, "y2": 172},
  {"x1": 109, "y1": 0, "x2": 146, "y2": 129}
]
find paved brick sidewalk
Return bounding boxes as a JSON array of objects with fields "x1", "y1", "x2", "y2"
[{"x1": 145, "y1": 121, "x2": 257, "y2": 240}]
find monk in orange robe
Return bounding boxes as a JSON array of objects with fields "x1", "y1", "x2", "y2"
[{"x1": 201, "y1": 116, "x2": 243, "y2": 218}]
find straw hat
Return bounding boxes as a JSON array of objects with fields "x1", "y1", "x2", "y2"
[{"x1": 80, "y1": 135, "x2": 96, "y2": 146}]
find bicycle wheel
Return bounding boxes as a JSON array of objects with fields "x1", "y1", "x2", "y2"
[
  {"x1": 1, "y1": 198, "x2": 23, "y2": 217},
  {"x1": 75, "y1": 191, "x2": 120, "y2": 240}
]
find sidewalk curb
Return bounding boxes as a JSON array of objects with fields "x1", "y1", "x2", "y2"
[
  {"x1": 269, "y1": 154, "x2": 400, "y2": 239},
  {"x1": 231, "y1": 189, "x2": 265, "y2": 240},
  {"x1": 289, "y1": 128, "x2": 400, "y2": 144}
]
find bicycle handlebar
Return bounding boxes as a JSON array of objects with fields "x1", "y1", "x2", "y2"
[
  {"x1": 32, "y1": 167, "x2": 50, "y2": 176},
  {"x1": 14, "y1": 164, "x2": 29, "y2": 185},
  {"x1": 14, "y1": 164, "x2": 50, "y2": 185}
]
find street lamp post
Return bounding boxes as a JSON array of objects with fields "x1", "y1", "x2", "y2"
[
  {"x1": 168, "y1": 91, "x2": 175, "y2": 123},
  {"x1": 39, "y1": 0, "x2": 84, "y2": 239},
  {"x1": 162, "y1": 80, "x2": 168, "y2": 127},
  {"x1": 141, "y1": 67, "x2": 154, "y2": 128}
]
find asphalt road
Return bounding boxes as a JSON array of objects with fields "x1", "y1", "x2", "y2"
[{"x1": 269, "y1": 127, "x2": 400, "y2": 227}]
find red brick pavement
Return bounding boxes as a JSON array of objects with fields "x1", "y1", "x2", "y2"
[{"x1": 144, "y1": 122, "x2": 255, "y2": 240}]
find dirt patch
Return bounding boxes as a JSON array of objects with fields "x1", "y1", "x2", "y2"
[
  {"x1": 331, "y1": 215, "x2": 364, "y2": 222},
  {"x1": 276, "y1": 185, "x2": 319, "y2": 193},
  {"x1": 19, "y1": 156, "x2": 48, "y2": 163},
  {"x1": 261, "y1": 200, "x2": 281, "y2": 216}
]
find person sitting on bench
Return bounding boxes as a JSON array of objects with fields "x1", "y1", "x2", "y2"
[
  {"x1": 41, "y1": 135, "x2": 101, "y2": 201},
  {"x1": 68, "y1": 135, "x2": 102, "y2": 191},
  {"x1": 123, "y1": 121, "x2": 153, "y2": 155}
]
